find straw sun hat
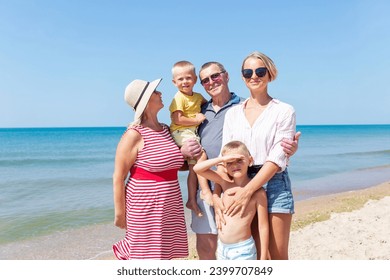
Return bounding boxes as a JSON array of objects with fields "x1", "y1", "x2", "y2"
[{"x1": 124, "y1": 78, "x2": 162, "y2": 122}]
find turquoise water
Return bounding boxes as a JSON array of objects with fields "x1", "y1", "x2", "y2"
[{"x1": 0, "y1": 125, "x2": 389, "y2": 244}]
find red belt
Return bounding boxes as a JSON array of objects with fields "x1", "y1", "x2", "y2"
[{"x1": 130, "y1": 167, "x2": 178, "y2": 181}]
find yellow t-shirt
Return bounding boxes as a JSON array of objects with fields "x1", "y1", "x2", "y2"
[{"x1": 169, "y1": 91, "x2": 205, "y2": 132}]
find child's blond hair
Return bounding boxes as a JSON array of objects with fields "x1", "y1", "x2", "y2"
[
  {"x1": 221, "y1": 141, "x2": 251, "y2": 157},
  {"x1": 172, "y1": 60, "x2": 196, "y2": 77}
]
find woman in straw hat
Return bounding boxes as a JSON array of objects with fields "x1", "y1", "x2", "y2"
[{"x1": 112, "y1": 78, "x2": 188, "y2": 259}]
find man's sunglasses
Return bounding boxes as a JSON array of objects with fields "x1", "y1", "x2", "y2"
[
  {"x1": 241, "y1": 67, "x2": 267, "y2": 79},
  {"x1": 200, "y1": 71, "x2": 226, "y2": 86}
]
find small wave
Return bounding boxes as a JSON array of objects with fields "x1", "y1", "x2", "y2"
[
  {"x1": 333, "y1": 149, "x2": 390, "y2": 157},
  {"x1": 0, "y1": 156, "x2": 113, "y2": 167},
  {"x1": 355, "y1": 164, "x2": 390, "y2": 171},
  {"x1": 0, "y1": 207, "x2": 112, "y2": 244}
]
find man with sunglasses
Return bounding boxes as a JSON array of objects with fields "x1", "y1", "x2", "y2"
[{"x1": 181, "y1": 61, "x2": 300, "y2": 260}]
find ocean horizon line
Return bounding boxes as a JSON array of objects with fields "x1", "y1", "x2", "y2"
[{"x1": 1, "y1": 123, "x2": 389, "y2": 130}]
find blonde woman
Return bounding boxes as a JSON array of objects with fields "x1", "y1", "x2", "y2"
[{"x1": 222, "y1": 51, "x2": 296, "y2": 259}]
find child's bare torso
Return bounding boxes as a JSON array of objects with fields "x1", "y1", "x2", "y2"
[{"x1": 218, "y1": 192, "x2": 257, "y2": 244}]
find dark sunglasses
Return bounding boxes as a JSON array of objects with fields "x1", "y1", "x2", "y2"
[
  {"x1": 200, "y1": 71, "x2": 226, "y2": 85},
  {"x1": 241, "y1": 67, "x2": 267, "y2": 79}
]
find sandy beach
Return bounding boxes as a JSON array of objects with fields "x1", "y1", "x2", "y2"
[
  {"x1": 1, "y1": 181, "x2": 389, "y2": 260},
  {"x1": 289, "y1": 181, "x2": 390, "y2": 260}
]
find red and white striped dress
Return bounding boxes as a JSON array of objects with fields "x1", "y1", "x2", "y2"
[{"x1": 113, "y1": 124, "x2": 188, "y2": 260}]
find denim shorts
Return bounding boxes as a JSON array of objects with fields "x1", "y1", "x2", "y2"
[
  {"x1": 217, "y1": 236, "x2": 257, "y2": 260},
  {"x1": 249, "y1": 166, "x2": 294, "y2": 214},
  {"x1": 265, "y1": 169, "x2": 294, "y2": 214}
]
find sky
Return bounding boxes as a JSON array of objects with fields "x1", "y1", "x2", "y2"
[{"x1": 0, "y1": 0, "x2": 389, "y2": 128}]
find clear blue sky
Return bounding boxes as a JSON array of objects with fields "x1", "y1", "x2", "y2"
[{"x1": 1, "y1": 0, "x2": 389, "y2": 128}]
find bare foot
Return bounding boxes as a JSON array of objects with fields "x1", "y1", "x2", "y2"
[{"x1": 186, "y1": 199, "x2": 203, "y2": 217}]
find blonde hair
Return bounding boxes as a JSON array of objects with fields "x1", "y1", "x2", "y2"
[
  {"x1": 172, "y1": 60, "x2": 196, "y2": 78},
  {"x1": 221, "y1": 141, "x2": 251, "y2": 157},
  {"x1": 242, "y1": 51, "x2": 278, "y2": 82}
]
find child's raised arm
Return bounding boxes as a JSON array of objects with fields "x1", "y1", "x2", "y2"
[{"x1": 193, "y1": 157, "x2": 226, "y2": 186}]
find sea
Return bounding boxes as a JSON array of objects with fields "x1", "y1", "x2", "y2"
[{"x1": 0, "y1": 125, "x2": 389, "y2": 245}]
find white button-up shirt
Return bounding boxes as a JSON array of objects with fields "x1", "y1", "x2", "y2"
[{"x1": 222, "y1": 98, "x2": 296, "y2": 171}]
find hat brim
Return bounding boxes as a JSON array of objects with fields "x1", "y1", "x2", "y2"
[{"x1": 133, "y1": 78, "x2": 162, "y2": 122}]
